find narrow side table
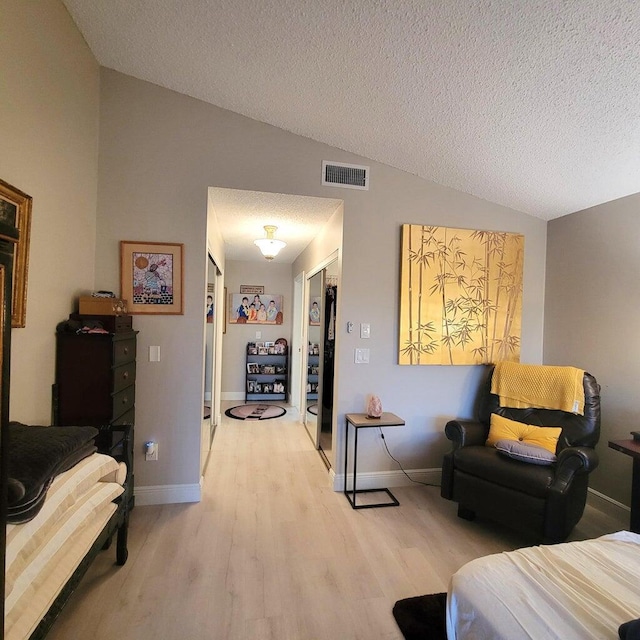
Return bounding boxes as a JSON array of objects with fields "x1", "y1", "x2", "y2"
[
  {"x1": 344, "y1": 412, "x2": 405, "y2": 509},
  {"x1": 608, "y1": 438, "x2": 640, "y2": 533}
]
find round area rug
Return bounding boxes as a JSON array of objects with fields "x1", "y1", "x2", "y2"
[
  {"x1": 307, "y1": 403, "x2": 318, "y2": 415},
  {"x1": 225, "y1": 404, "x2": 286, "y2": 421}
]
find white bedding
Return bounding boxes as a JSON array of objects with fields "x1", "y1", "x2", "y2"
[
  {"x1": 447, "y1": 531, "x2": 640, "y2": 640},
  {"x1": 5, "y1": 453, "x2": 126, "y2": 640}
]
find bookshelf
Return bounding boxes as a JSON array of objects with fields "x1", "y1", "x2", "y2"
[{"x1": 245, "y1": 341, "x2": 288, "y2": 402}]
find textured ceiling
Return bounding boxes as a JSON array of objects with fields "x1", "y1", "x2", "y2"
[
  {"x1": 63, "y1": 0, "x2": 640, "y2": 220},
  {"x1": 209, "y1": 189, "x2": 341, "y2": 263}
]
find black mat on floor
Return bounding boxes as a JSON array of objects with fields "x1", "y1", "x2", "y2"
[
  {"x1": 392, "y1": 592, "x2": 447, "y2": 640},
  {"x1": 224, "y1": 404, "x2": 286, "y2": 421}
]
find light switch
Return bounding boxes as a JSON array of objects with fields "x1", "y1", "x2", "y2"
[
  {"x1": 149, "y1": 345, "x2": 161, "y2": 362},
  {"x1": 256, "y1": 331, "x2": 261, "y2": 339},
  {"x1": 355, "y1": 348, "x2": 370, "y2": 364},
  {"x1": 360, "y1": 323, "x2": 370, "y2": 338}
]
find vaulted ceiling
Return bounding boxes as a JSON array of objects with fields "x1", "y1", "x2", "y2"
[{"x1": 63, "y1": 0, "x2": 640, "y2": 222}]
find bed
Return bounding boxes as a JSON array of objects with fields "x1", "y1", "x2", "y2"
[
  {"x1": 3, "y1": 422, "x2": 131, "y2": 640},
  {"x1": 446, "y1": 531, "x2": 640, "y2": 639}
]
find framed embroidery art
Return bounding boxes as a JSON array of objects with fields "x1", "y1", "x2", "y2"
[{"x1": 120, "y1": 241, "x2": 184, "y2": 314}]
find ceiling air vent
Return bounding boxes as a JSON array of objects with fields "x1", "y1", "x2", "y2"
[{"x1": 322, "y1": 161, "x2": 369, "y2": 190}]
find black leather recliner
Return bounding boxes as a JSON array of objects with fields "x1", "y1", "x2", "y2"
[{"x1": 441, "y1": 365, "x2": 600, "y2": 543}]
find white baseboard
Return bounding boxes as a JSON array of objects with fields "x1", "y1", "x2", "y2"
[
  {"x1": 221, "y1": 392, "x2": 245, "y2": 401},
  {"x1": 328, "y1": 470, "x2": 629, "y2": 524},
  {"x1": 330, "y1": 468, "x2": 441, "y2": 492},
  {"x1": 134, "y1": 482, "x2": 201, "y2": 506},
  {"x1": 587, "y1": 487, "x2": 630, "y2": 521}
]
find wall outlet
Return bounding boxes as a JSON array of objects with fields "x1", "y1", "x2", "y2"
[
  {"x1": 360, "y1": 323, "x2": 370, "y2": 338},
  {"x1": 145, "y1": 441, "x2": 158, "y2": 461}
]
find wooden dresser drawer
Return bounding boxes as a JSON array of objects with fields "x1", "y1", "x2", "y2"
[
  {"x1": 112, "y1": 385, "x2": 135, "y2": 421},
  {"x1": 113, "y1": 337, "x2": 136, "y2": 366},
  {"x1": 112, "y1": 407, "x2": 135, "y2": 427},
  {"x1": 113, "y1": 361, "x2": 136, "y2": 393}
]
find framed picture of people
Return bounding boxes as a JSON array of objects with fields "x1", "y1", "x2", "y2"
[
  {"x1": 228, "y1": 292, "x2": 283, "y2": 325},
  {"x1": 309, "y1": 296, "x2": 321, "y2": 325}
]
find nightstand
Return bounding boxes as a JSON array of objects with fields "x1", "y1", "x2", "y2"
[{"x1": 344, "y1": 412, "x2": 405, "y2": 509}]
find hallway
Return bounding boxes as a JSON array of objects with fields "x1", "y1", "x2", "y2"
[{"x1": 47, "y1": 406, "x2": 627, "y2": 639}]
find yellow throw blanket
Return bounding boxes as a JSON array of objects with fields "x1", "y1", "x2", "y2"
[{"x1": 491, "y1": 362, "x2": 585, "y2": 415}]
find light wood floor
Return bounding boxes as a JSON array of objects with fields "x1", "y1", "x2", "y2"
[{"x1": 46, "y1": 406, "x2": 626, "y2": 640}]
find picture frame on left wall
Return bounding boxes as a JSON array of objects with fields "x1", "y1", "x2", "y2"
[
  {"x1": 120, "y1": 241, "x2": 184, "y2": 314},
  {"x1": 0, "y1": 179, "x2": 32, "y2": 328}
]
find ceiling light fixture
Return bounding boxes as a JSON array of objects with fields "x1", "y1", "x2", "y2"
[{"x1": 254, "y1": 225, "x2": 286, "y2": 261}]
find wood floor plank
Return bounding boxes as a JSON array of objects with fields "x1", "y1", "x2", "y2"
[{"x1": 44, "y1": 404, "x2": 627, "y2": 639}]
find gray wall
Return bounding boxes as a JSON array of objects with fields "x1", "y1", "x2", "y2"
[
  {"x1": 95, "y1": 71, "x2": 210, "y2": 492},
  {"x1": 545, "y1": 194, "x2": 640, "y2": 506},
  {"x1": 97, "y1": 68, "x2": 547, "y2": 492},
  {"x1": 1, "y1": 0, "x2": 100, "y2": 423}
]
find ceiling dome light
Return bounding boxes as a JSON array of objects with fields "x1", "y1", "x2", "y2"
[{"x1": 254, "y1": 225, "x2": 286, "y2": 261}]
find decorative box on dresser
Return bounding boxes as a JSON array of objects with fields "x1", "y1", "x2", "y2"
[{"x1": 53, "y1": 313, "x2": 137, "y2": 510}]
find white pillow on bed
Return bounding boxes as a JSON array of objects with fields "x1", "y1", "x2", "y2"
[{"x1": 495, "y1": 439, "x2": 557, "y2": 466}]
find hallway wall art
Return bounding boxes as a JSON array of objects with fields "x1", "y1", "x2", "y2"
[
  {"x1": 229, "y1": 292, "x2": 283, "y2": 325},
  {"x1": 399, "y1": 224, "x2": 524, "y2": 365}
]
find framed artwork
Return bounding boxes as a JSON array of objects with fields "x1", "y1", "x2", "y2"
[
  {"x1": 309, "y1": 296, "x2": 321, "y2": 325},
  {"x1": 206, "y1": 282, "x2": 214, "y2": 323},
  {"x1": 399, "y1": 224, "x2": 524, "y2": 365},
  {"x1": 223, "y1": 287, "x2": 227, "y2": 333},
  {"x1": 120, "y1": 241, "x2": 184, "y2": 314},
  {"x1": 0, "y1": 179, "x2": 32, "y2": 328},
  {"x1": 228, "y1": 292, "x2": 283, "y2": 325},
  {"x1": 206, "y1": 291, "x2": 214, "y2": 324},
  {"x1": 240, "y1": 285, "x2": 264, "y2": 295}
]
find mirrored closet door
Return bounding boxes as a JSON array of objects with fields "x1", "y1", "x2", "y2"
[{"x1": 303, "y1": 259, "x2": 338, "y2": 469}]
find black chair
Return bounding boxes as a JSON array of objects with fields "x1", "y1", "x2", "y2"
[{"x1": 441, "y1": 365, "x2": 600, "y2": 543}]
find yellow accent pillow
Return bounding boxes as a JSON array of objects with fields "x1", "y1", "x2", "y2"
[{"x1": 486, "y1": 413, "x2": 562, "y2": 454}]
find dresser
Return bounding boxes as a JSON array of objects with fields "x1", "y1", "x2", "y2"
[{"x1": 53, "y1": 315, "x2": 137, "y2": 508}]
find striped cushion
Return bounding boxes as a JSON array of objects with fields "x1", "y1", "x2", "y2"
[
  {"x1": 5, "y1": 453, "x2": 125, "y2": 640},
  {"x1": 5, "y1": 500, "x2": 119, "y2": 640},
  {"x1": 6, "y1": 453, "x2": 123, "y2": 596}
]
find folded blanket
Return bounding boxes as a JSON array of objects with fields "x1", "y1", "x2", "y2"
[
  {"x1": 491, "y1": 362, "x2": 585, "y2": 415},
  {"x1": 7, "y1": 443, "x2": 98, "y2": 524},
  {"x1": 7, "y1": 423, "x2": 98, "y2": 523}
]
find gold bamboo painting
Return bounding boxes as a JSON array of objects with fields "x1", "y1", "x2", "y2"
[{"x1": 399, "y1": 224, "x2": 524, "y2": 365}]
